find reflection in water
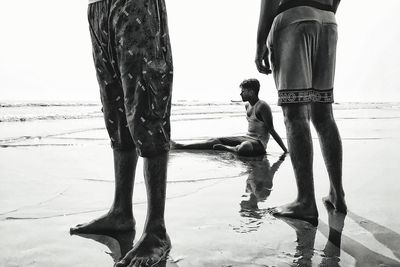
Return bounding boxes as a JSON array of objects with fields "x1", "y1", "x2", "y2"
[
  {"x1": 276, "y1": 204, "x2": 346, "y2": 267},
  {"x1": 234, "y1": 153, "x2": 286, "y2": 233},
  {"x1": 72, "y1": 231, "x2": 136, "y2": 263},
  {"x1": 319, "y1": 204, "x2": 346, "y2": 267},
  {"x1": 319, "y1": 208, "x2": 400, "y2": 267},
  {"x1": 280, "y1": 218, "x2": 317, "y2": 266},
  {"x1": 278, "y1": 202, "x2": 400, "y2": 267},
  {"x1": 240, "y1": 153, "x2": 286, "y2": 211},
  {"x1": 71, "y1": 231, "x2": 174, "y2": 266}
]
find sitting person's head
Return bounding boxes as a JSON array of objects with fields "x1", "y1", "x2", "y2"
[{"x1": 240, "y1": 79, "x2": 260, "y2": 102}]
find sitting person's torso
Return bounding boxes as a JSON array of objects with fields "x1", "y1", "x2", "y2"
[{"x1": 246, "y1": 100, "x2": 270, "y2": 148}]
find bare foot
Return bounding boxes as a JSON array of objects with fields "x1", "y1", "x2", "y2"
[
  {"x1": 115, "y1": 230, "x2": 171, "y2": 267},
  {"x1": 70, "y1": 212, "x2": 135, "y2": 235},
  {"x1": 322, "y1": 192, "x2": 347, "y2": 214},
  {"x1": 268, "y1": 201, "x2": 319, "y2": 226}
]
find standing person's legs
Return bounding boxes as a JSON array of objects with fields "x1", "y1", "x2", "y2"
[
  {"x1": 111, "y1": 0, "x2": 174, "y2": 264},
  {"x1": 311, "y1": 20, "x2": 346, "y2": 213},
  {"x1": 71, "y1": 1, "x2": 139, "y2": 234},
  {"x1": 269, "y1": 104, "x2": 318, "y2": 226},
  {"x1": 311, "y1": 103, "x2": 346, "y2": 212},
  {"x1": 70, "y1": 150, "x2": 138, "y2": 234},
  {"x1": 116, "y1": 153, "x2": 171, "y2": 266}
]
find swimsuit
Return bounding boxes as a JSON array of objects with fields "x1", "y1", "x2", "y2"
[{"x1": 267, "y1": 2, "x2": 337, "y2": 105}]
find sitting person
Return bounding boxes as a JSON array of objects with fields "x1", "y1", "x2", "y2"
[{"x1": 172, "y1": 79, "x2": 288, "y2": 156}]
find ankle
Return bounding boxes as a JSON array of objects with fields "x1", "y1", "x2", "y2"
[
  {"x1": 108, "y1": 207, "x2": 133, "y2": 218},
  {"x1": 297, "y1": 196, "x2": 317, "y2": 207},
  {"x1": 144, "y1": 220, "x2": 167, "y2": 235}
]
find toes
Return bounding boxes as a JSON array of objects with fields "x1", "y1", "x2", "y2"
[
  {"x1": 117, "y1": 252, "x2": 136, "y2": 267},
  {"x1": 130, "y1": 258, "x2": 145, "y2": 267},
  {"x1": 70, "y1": 224, "x2": 82, "y2": 231},
  {"x1": 114, "y1": 259, "x2": 126, "y2": 267},
  {"x1": 70, "y1": 225, "x2": 83, "y2": 234}
]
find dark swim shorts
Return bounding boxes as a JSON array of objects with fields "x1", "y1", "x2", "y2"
[
  {"x1": 88, "y1": 0, "x2": 173, "y2": 157},
  {"x1": 268, "y1": 6, "x2": 337, "y2": 105}
]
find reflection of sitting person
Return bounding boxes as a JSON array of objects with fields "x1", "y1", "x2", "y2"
[
  {"x1": 172, "y1": 79, "x2": 288, "y2": 156},
  {"x1": 240, "y1": 153, "x2": 286, "y2": 211}
]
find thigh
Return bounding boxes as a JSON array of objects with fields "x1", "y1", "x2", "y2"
[
  {"x1": 271, "y1": 22, "x2": 316, "y2": 91},
  {"x1": 237, "y1": 140, "x2": 266, "y2": 156},
  {"x1": 313, "y1": 23, "x2": 338, "y2": 91},
  {"x1": 218, "y1": 136, "x2": 248, "y2": 146},
  {"x1": 271, "y1": 22, "x2": 322, "y2": 105},
  {"x1": 110, "y1": 0, "x2": 173, "y2": 157},
  {"x1": 88, "y1": 2, "x2": 135, "y2": 150}
]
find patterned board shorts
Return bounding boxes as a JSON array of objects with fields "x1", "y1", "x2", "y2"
[
  {"x1": 268, "y1": 6, "x2": 337, "y2": 105},
  {"x1": 88, "y1": 0, "x2": 173, "y2": 157}
]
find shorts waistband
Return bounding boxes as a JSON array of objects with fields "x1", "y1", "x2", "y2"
[{"x1": 276, "y1": 0, "x2": 334, "y2": 16}]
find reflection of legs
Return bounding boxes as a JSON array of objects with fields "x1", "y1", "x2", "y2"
[
  {"x1": 320, "y1": 202, "x2": 346, "y2": 266},
  {"x1": 117, "y1": 153, "x2": 171, "y2": 267},
  {"x1": 70, "y1": 150, "x2": 138, "y2": 234},
  {"x1": 318, "y1": 209, "x2": 400, "y2": 266},
  {"x1": 311, "y1": 103, "x2": 347, "y2": 213},
  {"x1": 73, "y1": 230, "x2": 136, "y2": 262},
  {"x1": 270, "y1": 104, "x2": 318, "y2": 226},
  {"x1": 280, "y1": 218, "x2": 317, "y2": 266}
]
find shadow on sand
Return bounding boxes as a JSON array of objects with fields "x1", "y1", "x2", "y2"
[{"x1": 276, "y1": 203, "x2": 400, "y2": 266}]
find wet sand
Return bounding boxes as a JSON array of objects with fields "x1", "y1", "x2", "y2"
[{"x1": 1, "y1": 103, "x2": 400, "y2": 266}]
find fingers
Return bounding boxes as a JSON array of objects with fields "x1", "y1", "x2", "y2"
[
  {"x1": 256, "y1": 60, "x2": 272, "y2": 75},
  {"x1": 255, "y1": 58, "x2": 272, "y2": 75},
  {"x1": 255, "y1": 44, "x2": 272, "y2": 75}
]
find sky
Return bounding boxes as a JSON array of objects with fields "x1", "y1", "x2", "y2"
[{"x1": 0, "y1": 0, "x2": 400, "y2": 103}]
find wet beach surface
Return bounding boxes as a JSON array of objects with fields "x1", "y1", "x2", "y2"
[{"x1": 1, "y1": 102, "x2": 400, "y2": 266}]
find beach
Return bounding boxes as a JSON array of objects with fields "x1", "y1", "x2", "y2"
[{"x1": 0, "y1": 101, "x2": 400, "y2": 267}]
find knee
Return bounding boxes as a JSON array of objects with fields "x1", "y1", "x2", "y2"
[
  {"x1": 282, "y1": 104, "x2": 310, "y2": 127},
  {"x1": 237, "y1": 141, "x2": 253, "y2": 156},
  {"x1": 311, "y1": 114, "x2": 335, "y2": 130},
  {"x1": 207, "y1": 138, "x2": 221, "y2": 145},
  {"x1": 311, "y1": 104, "x2": 336, "y2": 130}
]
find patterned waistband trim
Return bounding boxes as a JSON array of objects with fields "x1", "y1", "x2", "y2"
[{"x1": 278, "y1": 88, "x2": 334, "y2": 105}]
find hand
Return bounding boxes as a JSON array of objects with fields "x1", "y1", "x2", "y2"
[{"x1": 255, "y1": 43, "x2": 271, "y2": 75}]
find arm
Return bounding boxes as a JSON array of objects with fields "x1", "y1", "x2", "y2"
[
  {"x1": 270, "y1": 154, "x2": 286, "y2": 176},
  {"x1": 258, "y1": 102, "x2": 288, "y2": 153},
  {"x1": 255, "y1": 0, "x2": 280, "y2": 74},
  {"x1": 270, "y1": 128, "x2": 288, "y2": 153}
]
